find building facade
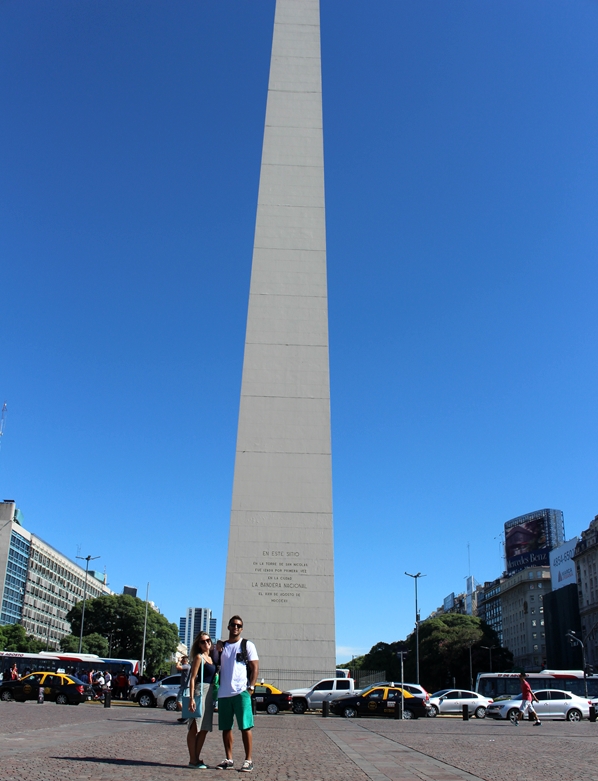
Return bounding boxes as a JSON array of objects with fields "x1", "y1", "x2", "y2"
[
  {"x1": 0, "y1": 501, "x2": 112, "y2": 649},
  {"x1": 500, "y1": 566, "x2": 551, "y2": 669},
  {"x1": 476, "y1": 577, "x2": 504, "y2": 644},
  {"x1": 573, "y1": 515, "x2": 598, "y2": 667}
]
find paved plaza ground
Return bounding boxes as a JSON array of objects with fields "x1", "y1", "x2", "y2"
[{"x1": 1, "y1": 701, "x2": 597, "y2": 781}]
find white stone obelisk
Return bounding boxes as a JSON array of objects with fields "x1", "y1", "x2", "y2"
[{"x1": 223, "y1": 0, "x2": 335, "y2": 672}]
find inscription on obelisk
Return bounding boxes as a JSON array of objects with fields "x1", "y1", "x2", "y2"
[{"x1": 222, "y1": 0, "x2": 335, "y2": 671}]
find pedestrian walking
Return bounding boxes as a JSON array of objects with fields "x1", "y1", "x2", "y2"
[
  {"x1": 214, "y1": 615, "x2": 258, "y2": 773},
  {"x1": 186, "y1": 633, "x2": 218, "y2": 769},
  {"x1": 513, "y1": 671, "x2": 542, "y2": 726}
]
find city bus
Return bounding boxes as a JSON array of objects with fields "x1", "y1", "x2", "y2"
[
  {"x1": 0, "y1": 651, "x2": 139, "y2": 679},
  {"x1": 476, "y1": 670, "x2": 598, "y2": 700}
]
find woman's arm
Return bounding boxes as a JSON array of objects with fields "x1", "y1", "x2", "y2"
[{"x1": 188, "y1": 655, "x2": 201, "y2": 710}]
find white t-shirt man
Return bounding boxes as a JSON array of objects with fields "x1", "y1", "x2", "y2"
[{"x1": 218, "y1": 639, "x2": 259, "y2": 699}]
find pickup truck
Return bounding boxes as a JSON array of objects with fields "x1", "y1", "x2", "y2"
[{"x1": 288, "y1": 677, "x2": 359, "y2": 713}]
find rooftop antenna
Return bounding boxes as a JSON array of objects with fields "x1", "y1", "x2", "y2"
[{"x1": 467, "y1": 542, "x2": 471, "y2": 577}]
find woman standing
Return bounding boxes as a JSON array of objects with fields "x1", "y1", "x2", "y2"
[{"x1": 187, "y1": 632, "x2": 217, "y2": 769}]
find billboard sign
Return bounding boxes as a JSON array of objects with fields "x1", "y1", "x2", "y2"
[
  {"x1": 549, "y1": 539, "x2": 578, "y2": 592},
  {"x1": 443, "y1": 593, "x2": 455, "y2": 612},
  {"x1": 505, "y1": 513, "x2": 550, "y2": 573}
]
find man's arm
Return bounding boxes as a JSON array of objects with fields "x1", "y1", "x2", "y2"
[{"x1": 246, "y1": 660, "x2": 259, "y2": 690}]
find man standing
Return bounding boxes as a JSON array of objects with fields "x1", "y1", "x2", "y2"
[
  {"x1": 513, "y1": 671, "x2": 542, "y2": 726},
  {"x1": 176, "y1": 654, "x2": 191, "y2": 724},
  {"x1": 215, "y1": 615, "x2": 259, "y2": 772}
]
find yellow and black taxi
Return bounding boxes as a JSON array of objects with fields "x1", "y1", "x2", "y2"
[
  {"x1": 0, "y1": 671, "x2": 92, "y2": 705},
  {"x1": 330, "y1": 684, "x2": 431, "y2": 720},
  {"x1": 251, "y1": 682, "x2": 293, "y2": 714}
]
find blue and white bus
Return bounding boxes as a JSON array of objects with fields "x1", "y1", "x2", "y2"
[
  {"x1": 0, "y1": 650, "x2": 139, "y2": 679},
  {"x1": 476, "y1": 670, "x2": 598, "y2": 700}
]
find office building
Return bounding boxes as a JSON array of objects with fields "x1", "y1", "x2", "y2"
[
  {"x1": 180, "y1": 607, "x2": 217, "y2": 649},
  {"x1": 500, "y1": 566, "x2": 551, "y2": 669},
  {"x1": 0, "y1": 501, "x2": 112, "y2": 649},
  {"x1": 476, "y1": 577, "x2": 504, "y2": 644}
]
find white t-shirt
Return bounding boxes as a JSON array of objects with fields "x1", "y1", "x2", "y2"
[{"x1": 218, "y1": 639, "x2": 258, "y2": 699}]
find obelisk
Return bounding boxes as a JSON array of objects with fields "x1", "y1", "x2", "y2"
[{"x1": 223, "y1": 0, "x2": 335, "y2": 672}]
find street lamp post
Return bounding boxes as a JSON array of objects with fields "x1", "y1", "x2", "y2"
[
  {"x1": 405, "y1": 572, "x2": 426, "y2": 684},
  {"x1": 566, "y1": 631, "x2": 588, "y2": 699},
  {"x1": 480, "y1": 645, "x2": 496, "y2": 673},
  {"x1": 140, "y1": 582, "x2": 150, "y2": 678},
  {"x1": 76, "y1": 554, "x2": 99, "y2": 653}
]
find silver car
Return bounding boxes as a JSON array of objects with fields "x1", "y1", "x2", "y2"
[
  {"x1": 428, "y1": 689, "x2": 493, "y2": 718},
  {"x1": 485, "y1": 689, "x2": 590, "y2": 721},
  {"x1": 129, "y1": 674, "x2": 181, "y2": 708}
]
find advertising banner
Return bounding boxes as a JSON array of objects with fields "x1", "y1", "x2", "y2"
[
  {"x1": 505, "y1": 516, "x2": 549, "y2": 573},
  {"x1": 549, "y1": 539, "x2": 578, "y2": 592}
]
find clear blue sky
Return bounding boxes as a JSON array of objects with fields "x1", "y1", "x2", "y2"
[{"x1": 2, "y1": 1, "x2": 597, "y2": 663}]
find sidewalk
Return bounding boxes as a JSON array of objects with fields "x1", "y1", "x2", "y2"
[{"x1": 1, "y1": 703, "x2": 598, "y2": 781}]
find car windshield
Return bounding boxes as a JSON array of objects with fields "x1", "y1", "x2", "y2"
[
  {"x1": 431, "y1": 690, "x2": 450, "y2": 697},
  {"x1": 69, "y1": 676, "x2": 86, "y2": 685}
]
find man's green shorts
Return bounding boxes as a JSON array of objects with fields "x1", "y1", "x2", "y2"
[{"x1": 218, "y1": 691, "x2": 254, "y2": 731}]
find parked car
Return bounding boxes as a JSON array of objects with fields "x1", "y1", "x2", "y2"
[
  {"x1": 485, "y1": 689, "x2": 591, "y2": 721},
  {"x1": 288, "y1": 677, "x2": 359, "y2": 713},
  {"x1": 329, "y1": 684, "x2": 431, "y2": 720},
  {"x1": 428, "y1": 689, "x2": 493, "y2": 718},
  {"x1": 369, "y1": 681, "x2": 430, "y2": 703},
  {"x1": 130, "y1": 674, "x2": 181, "y2": 707},
  {"x1": 252, "y1": 683, "x2": 293, "y2": 714},
  {"x1": 0, "y1": 671, "x2": 92, "y2": 705}
]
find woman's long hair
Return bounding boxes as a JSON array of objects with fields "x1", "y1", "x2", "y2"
[{"x1": 190, "y1": 631, "x2": 212, "y2": 660}]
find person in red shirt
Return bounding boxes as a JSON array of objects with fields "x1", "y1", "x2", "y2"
[
  {"x1": 514, "y1": 672, "x2": 541, "y2": 726},
  {"x1": 10, "y1": 664, "x2": 19, "y2": 681}
]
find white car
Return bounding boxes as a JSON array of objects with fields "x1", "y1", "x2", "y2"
[
  {"x1": 428, "y1": 689, "x2": 493, "y2": 718},
  {"x1": 485, "y1": 689, "x2": 590, "y2": 721}
]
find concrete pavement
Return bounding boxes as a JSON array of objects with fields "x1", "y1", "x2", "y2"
[{"x1": 1, "y1": 702, "x2": 597, "y2": 781}]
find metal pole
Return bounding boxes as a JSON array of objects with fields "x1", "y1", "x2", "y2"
[
  {"x1": 405, "y1": 572, "x2": 426, "y2": 684},
  {"x1": 469, "y1": 644, "x2": 473, "y2": 691},
  {"x1": 481, "y1": 645, "x2": 495, "y2": 673},
  {"x1": 400, "y1": 652, "x2": 405, "y2": 719},
  {"x1": 140, "y1": 582, "x2": 150, "y2": 678},
  {"x1": 566, "y1": 631, "x2": 588, "y2": 699},
  {"x1": 76, "y1": 554, "x2": 99, "y2": 653}
]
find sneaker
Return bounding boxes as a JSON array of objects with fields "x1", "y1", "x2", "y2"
[
  {"x1": 533, "y1": 721, "x2": 542, "y2": 726},
  {"x1": 197, "y1": 761, "x2": 208, "y2": 769},
  {"x1": 240, "y1": 761, "x2": 254, "y2": 773},
  {"x1": 216, "y1": 760, "x2": 234, "y2": 770}
]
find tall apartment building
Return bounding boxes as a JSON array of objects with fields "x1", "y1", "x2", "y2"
[
  {"x1": 180, "y1": 607, "x2": 217, "y2": 648},
  {"x1": 500, "y1": 566, "x2": 551, "y2": 669},
  {"x1": 0, "y1": 501, "x2": 112, "y2": 649},
  {"x1": 476, "y1": 577, "x2": 504, "y2": 644},
  {"x1": 573, "y1": 515, "x2": 598, "y2": 666}
]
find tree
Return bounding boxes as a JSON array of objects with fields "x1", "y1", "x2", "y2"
[
  {"x1": 60, "y1": 632, "x2": 109, "y2": 656},
  {"x1": 358, "y1": 615, "x2": 513, "y2": 693},
  {"x1": 0, "y1": 623, "x2": 48, "y2": 653},
  {"x1": 66, "y1": 594, "x2": 179, "y2": 674}
]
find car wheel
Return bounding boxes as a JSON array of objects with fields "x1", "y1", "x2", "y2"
[
  {"x1": 474, "y1": 706, "x2": 486, "y2": 719},
  {"x1": 293, "y1": 699, "x2": 307, "y2": 714},
  {"x1": 164, "y1": 697, "x2": 178, "y2": 712},
  {"x1": 428, "y1": 705, "x2": 439, "y2": 717},
  {"x1": 138, "y1": 692, "x2": 155, "y2": 708},
  {"x1": 0, "y1": 690, "x2": 14, "y2": 702},
  {"x1": 56, "y1": 693, "x2": 69, "y2": 705},
  {"x1": 266, "y1": 702, "x2": 279, "y2": 715},
  {"x1": 507, "y1": 709, "x2": 519, "y2": 723},
  {"x1": 567, "y1": 708, "x2": 582, "y2": 722},
  {"x1": 343, "y1": 706, "x2": 357, "y2": 718},
  {"x1": 402, "y1": 709, "x2": 415, "y2": 719}
]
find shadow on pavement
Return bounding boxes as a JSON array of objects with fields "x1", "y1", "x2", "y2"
[{"x1": 52, "y1": 756, "x2": 185, "y2": 769}]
